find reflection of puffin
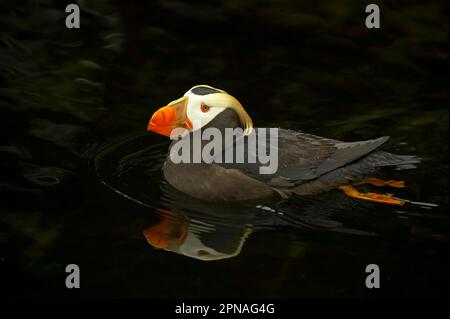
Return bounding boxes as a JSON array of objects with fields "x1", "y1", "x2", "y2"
[
  {"x1": 141, "y1": 184, "x2": 389, "y2": 261},
  {"x1": 143, "y1": 209, "x2": 252, "y2": 261},
  {"x1": 147, "y1": 85, "x2": 419, "y2": 204}
]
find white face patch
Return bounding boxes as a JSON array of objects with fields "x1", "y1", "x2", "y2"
[{"x1": 184, "y1": 90, "x2": 226, "y2": 131}]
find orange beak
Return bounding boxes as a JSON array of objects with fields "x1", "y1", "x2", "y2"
[{"x1": 147, "y1": 96, "x2": 192, "y2": 137}]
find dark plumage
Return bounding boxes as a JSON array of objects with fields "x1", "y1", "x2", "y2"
[{"x1": 162, "y1": 108, "x2": 419, "y2": 201}]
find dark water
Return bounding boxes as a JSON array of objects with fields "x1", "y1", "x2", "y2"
[{"x1": 0, "y1": 1, "x2": 448, "y2": 298}]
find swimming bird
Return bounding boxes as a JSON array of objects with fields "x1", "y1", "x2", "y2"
[{"x1": 147, "y1": 85, "x2": 419, "y2": 204}]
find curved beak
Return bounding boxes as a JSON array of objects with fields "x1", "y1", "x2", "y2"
[{"x1": 147, "y1": 96, "x2": 192, "y2": 137}]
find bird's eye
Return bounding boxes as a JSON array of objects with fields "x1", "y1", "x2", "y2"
[{"x1": 200, "y1": 103, "x2": 210, "y2": 113}]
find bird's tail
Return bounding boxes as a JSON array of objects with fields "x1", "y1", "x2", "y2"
[{"x1": 365, "y1": 151, "x2": 421, "y2": 170}]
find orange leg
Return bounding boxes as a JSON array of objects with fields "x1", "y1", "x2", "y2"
[
  {"x1": 361, "y1": 178, "x2": 405, "y2": 188},
  {"x1": 338, "y1": 185, "x2": 405, "y2": 205}
]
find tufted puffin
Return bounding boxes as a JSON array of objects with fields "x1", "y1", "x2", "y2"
[{"x1": 147, "y1": 85, "x2": 419, "y2": 204}]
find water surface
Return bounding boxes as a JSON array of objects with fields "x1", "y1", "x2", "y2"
[{"x1": 0, "y1": 0, "x2": 448, "y2": 298}]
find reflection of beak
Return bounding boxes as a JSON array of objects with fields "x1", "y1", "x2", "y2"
[
  {"x1": 142, "y1": 211, "x2": 188, "y2": 250},
  {"x1": 147, "y1": 96, "x2": 192, "y2": 137}
]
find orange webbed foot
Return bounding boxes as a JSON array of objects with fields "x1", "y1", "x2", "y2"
[
  {"x1": 338, "y1": 185, "x2": 405, "y2": 205},
  {"x1": 362, "y1": 178, "x2": 405, "y2": 188}
]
